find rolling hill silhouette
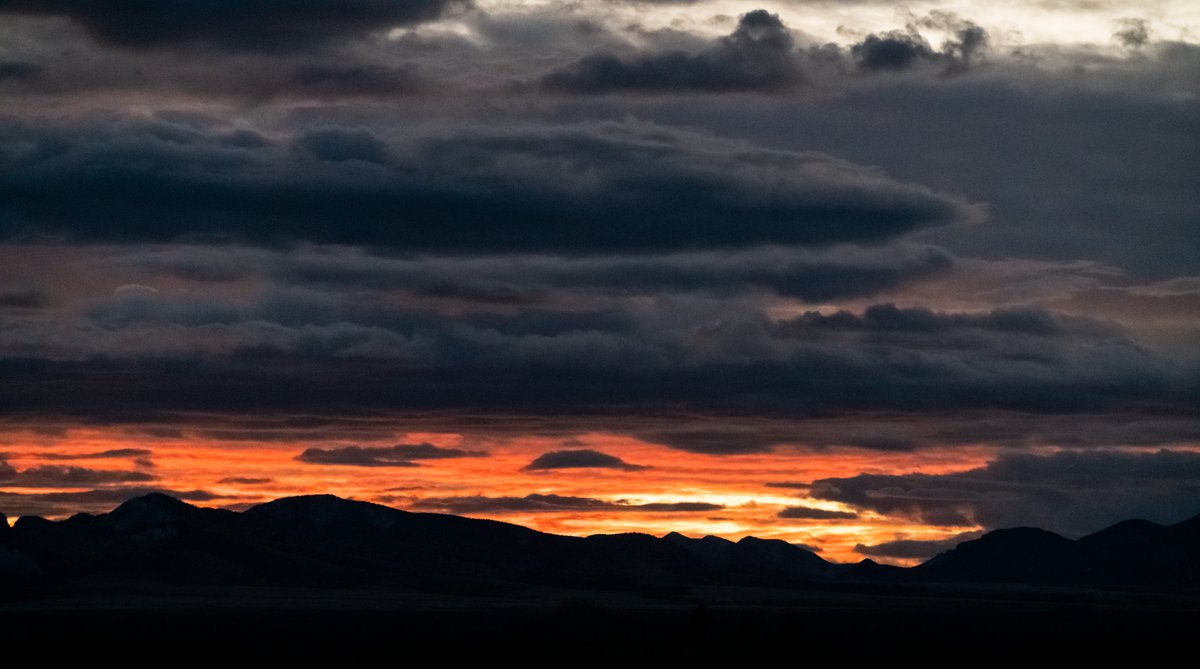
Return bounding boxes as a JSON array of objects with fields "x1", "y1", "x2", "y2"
[
  {"x1": 919, "y1": 515, "x2": 1200, "y2": 585},
  {"x1": 0, "y1": 493, "x2": 835, "y2": 588},
  {"x1": 1, "y1": 493, "x2": 1198, "y2": 589}
]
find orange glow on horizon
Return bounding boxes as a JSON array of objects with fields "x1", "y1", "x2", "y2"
[{"x1": 0, "y1": 426, "x2": 1011, "y2": 564}]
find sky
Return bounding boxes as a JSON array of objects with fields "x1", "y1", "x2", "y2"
[{"x1": 0, "y1": 0, "x2": 1197, "y2": 565}]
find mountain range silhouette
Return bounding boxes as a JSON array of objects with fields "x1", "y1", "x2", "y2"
[{"x1": 3, "y1": 493, "x2": 1198, "y2": 589}]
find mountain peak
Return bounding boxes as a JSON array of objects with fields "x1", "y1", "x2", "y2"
[
  {"x1": 247, "y1": 494, "x2": 398, "y2": 517},
  {"x1": 108, "y1": 493, "x2": 201, "y2": 531},
  {"x1": 982, "y1": 526, "x2": 1068, "y2": 539},
  {"x1": 120, "y1": 492, "x2": 187, "y2": 507},
  {"x1": 251, "y1": 493, "x2": 358, "y2": 508},
  {"x1": 112, "y1": 492, "x2": 194, "y2": 513},
  {"x1": 244, "y1": 494, "x2": 407, "y2": 534},
  {"x1": 12, "y1": 515, "x2": 52, "y2": 531},
  {"x1": 736, "y1": 535, "x2": 780, "y2": 546},
  {"x1": 961, "y1": 526, "x2": 1073, "y2": 551}
]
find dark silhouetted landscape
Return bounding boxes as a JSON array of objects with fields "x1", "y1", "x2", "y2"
[{"x1": 3, "y1": 494, "x2": 1197, "y2": 664}]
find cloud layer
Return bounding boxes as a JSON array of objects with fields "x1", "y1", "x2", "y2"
[
  {"x1": 524, "y1": 449, "x2": 649, "y2": 471},
  {"x1": 811, "y1": 450, "x2": 1200, "y2": 536},
  {"x1": 296, "y1": 443, "x2": 488, "y2": 467},
  {"x1": 543, "y1": 10, "x2": 802, "y2": 93},
  {"x1": 0, "y1": 119, "x2": 970, "y2": 251},
  {"x1": 0, "y1": 0, "x2": 465, "y2": 51},
  {"x1": 410, "y1": 493, "x2": 722, "y2": 514},
  {"x1": 0, "y1": 2, "x2": 1197, "y2": 555}
]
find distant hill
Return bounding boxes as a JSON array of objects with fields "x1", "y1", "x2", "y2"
[
  {"x1": 0, "y1": 493, "x2": 830, "y2": 589},
  {"x1": 918, "y1": 516, "x2": 1200, "y2": 585},
  {"x1": 1, "y1": 493, "x2": 1197, "y2": 590}
]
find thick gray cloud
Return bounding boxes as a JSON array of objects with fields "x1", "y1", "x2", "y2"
[
  {"x1": 410, "y1": 493, "x2": 722, "y2": 514},
  {"x1": 0, "y1": 119, "x2": 971, "y2": 252},
  {"x1": 637, "y1": 427, "x2": 803, "y2": 455},
  {"x1": 2, "y1": 290, "x2": 1194, "y2": 445},
  {"x1": 810, "y1": 450, "x2": 1200, "y2": 536},
  {"x1": 33, "y1": 448, "x2": 153, "y2": 460},
  {"x1": 0, "y1": 0, "x2": 467, "y2": 51},
  {"x1": 850, "y1": 32, "x2": 936, "y2": 71},
  {"x1": 283, "y1": 64, "x2": 426, "y2": 99},
  {"x1": 295, "y1": 127, "x2": 391, "y2": 163},
  {"x1": 0, "y1": 289, "x2": 47, "y2": 308},
  {"x1": 296, "y1": 443, "x2": 488, "y2": 467},
  {"x1": 0, "y1": 61, "x2": 42, "y2": 81},
  {"x1": 778, "y1": 505, "x2": 857, "y2": 520},
  {"x1": 217, "y1": 477, "x2": 274, "y2": 485},
  {"x1": 854, "y1": 530, "x2": 984, "y2": 560},
  {"x1": 643, "y1": 54, "x2": 1200, "y2": 277},
  {"x1": 0, "y1": 461, "x2": 156, "y2": 488},
  {"x1": 777, "y1": 302, "x2": 1103, "y2": 337},
  {"x1": 111, "y1": 243, "x2": 955, "y2": 303},
  {"x1": 543, "y1": 10, "x2": 803, "y2": 93},
  {"x1": 524, "y1": 449, "x2": 648, "y2": 471}
]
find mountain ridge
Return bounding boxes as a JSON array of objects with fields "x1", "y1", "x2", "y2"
[{"x1": 2, "y1": 493, "x2": 1198, "y2": 590}]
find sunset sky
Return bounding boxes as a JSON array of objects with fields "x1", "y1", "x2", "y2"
[{"x1": 0, "y1": 0, "x2": 1197, "y2": 565}]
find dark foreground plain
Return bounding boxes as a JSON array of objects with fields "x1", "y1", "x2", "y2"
[
  {"x1": 2, "y1": 494, "x2": 1197, "y2": 665},
  {"x1": 3, "y1": 583, "x2": 1197, "y2": 666}
]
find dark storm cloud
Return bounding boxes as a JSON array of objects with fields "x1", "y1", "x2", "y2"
[
  {"x1": 1, "y1": 294, "x2": 1194, "y2": 436},
  {"x1": 854, "y1": 531, "x2": 983, "y2": 560},
  {"x1": 0, "y1": 38, "x2": 431, "y2": 101},
  {"x1": 0, "y1": 487, "x2": 224, "y2": 518},
  {"x1": 34, "y1": 448, "x2": 153, "y2": 461},
  {"x1": 286, "y1": 64, "x2": 426, "y2": 99},
  {"x1": 636, "y1": 427, "x2": 798, "y2": 454},
  {"x1": 778, "y1": 303, "x2": 1086, "y2": 337},
  {"x1": 849, "y1": 13, "x2": 988, "y2": 74},
  {"x1": 524, "y1": 449, "x2": 649, "y2": 472},
  {"x1": 643, "y1": 419, "x2": 950, "y2": 455},
  {"x1": 0, "y1": 289, "x2": 47, "y2": 308},
  {"x1": 851, "y1": 32, "x2": 936, "y2": 71},
  {"x1": 0, "y1": 461, "x2": 157, "y2": 488},
  {"x1": 778, "y1": 505, "x2": 857, "y2": 520},
  {"x1": 412, "y1": 246, "x2": 949, "y2": 302},
  {"x1": 642, "y1": 52, "x2": 1200, "y2": 277},
  {"x1": 0, "y1": 119, "x2": 970, "y2": 251},
  {"x1": 542, "y1": 10, "x2": 803, "y2": 93},
  {"x1": 643, "y1": 414, "x2": 1200, "y2": 457},
  {"x1": 810, "y1": 449, "x2": 1200, "y2": 536},
  {"x1": 410, "y1": 493, "x2": 722, "y2": 514},
  {"x1": 296, "y1": 443, "x2": 488, "y2": 467},
  {"x1": 616, "y1": 501, "x2": 723, "y2": 512},
  {"x1": 0, "y1": 0, "x2": 468, "y2": 51},
  {"x1": 295, "y1": 127, "x2": 391, "y2": 163},
  {"x1": 217, "y1": 477, "x2": 273, "y2": 485},
  {"x1": 116, "y1": 244, "x2": 954, "y2": 303},
  {"x1": 764, "y1": 482, "x2": 810, "y2": 490},
  {"x1": 0, "y1": 61, "x2": 42, "y2": 81}
]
